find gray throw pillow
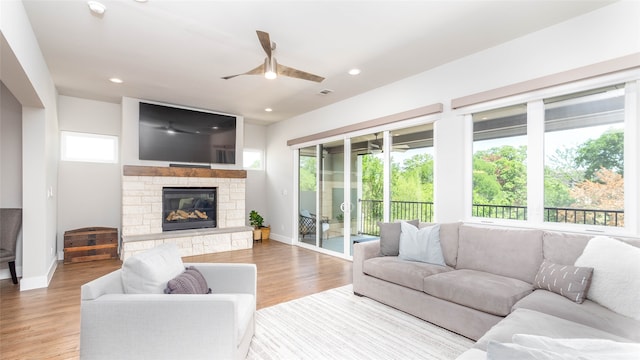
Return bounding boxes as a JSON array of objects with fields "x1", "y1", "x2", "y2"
[
  {"x1": 378, "y1": 219, "x2": 419, "y2": 256},
  {"x1": 533, "y1": 260, "x2": 593, "y2": 303},
  {"x1": 165, "y1": 266, "x2": 212, "y2": 294}
]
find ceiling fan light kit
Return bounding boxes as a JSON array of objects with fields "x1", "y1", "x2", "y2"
[
  {"x1": 222, "y1": 30, "x2": 324, "y2": 83},
  {"x1": 264, "y1": 57, "x2": 277, "y2": 80}
]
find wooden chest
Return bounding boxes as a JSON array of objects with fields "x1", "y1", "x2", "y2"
[{"x1": 63, "y1": 227, "x2": 118, "y2": 264}]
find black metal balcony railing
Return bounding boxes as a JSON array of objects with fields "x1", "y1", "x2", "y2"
[
  {"x1": 359, "y1": 199, "x2": 434, "y2": 236},
  {"x1": 358, "y1": 199, "x2": 624, "y2": 236}
]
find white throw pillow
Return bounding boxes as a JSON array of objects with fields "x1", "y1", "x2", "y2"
[
  {"x1": 121, "y1": 243, "x2": 185, "y2": 294},
  {"x1": 398, "y1": 222, "x2": 445, "y2": 266},
  {"x1": 513, "y1": 334, "x2": 640, "y2": 360},
  {"x1": 487, "y1": 341, "x2": 581, "y2": 360},
  {"x1": 574, "y1": 236, "x2": 640, "y2": 320}
]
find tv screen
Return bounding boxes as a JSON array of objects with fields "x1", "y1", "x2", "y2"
[{"x1": 138, "y1": 102, "x2": 237, "y2": 165}]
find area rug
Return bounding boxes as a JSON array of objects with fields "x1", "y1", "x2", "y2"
[{"x1": 247, "y1": 285, "x2": 474, "y2": 360}]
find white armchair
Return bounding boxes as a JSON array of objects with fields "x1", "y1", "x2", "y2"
[{"x1": 79, "y1": 262, "x2": 257, "y2": 360}]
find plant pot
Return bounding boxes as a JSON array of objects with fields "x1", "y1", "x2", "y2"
[
  {"x1": 260, "y1": 226, "x2": 271, "y2": 240},
  {"x1": 253, "y1": 229, "x2": 262, "y2": 241}
]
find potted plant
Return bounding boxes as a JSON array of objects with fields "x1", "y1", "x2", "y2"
[{"x1": 249, "y1": 210, "x2": 264, "y2": 241}]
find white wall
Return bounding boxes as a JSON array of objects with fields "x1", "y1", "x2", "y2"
[
  {"x1": 265, "y1": 1, "x2": 640, "y2": 244},
  {"x1": 1, "y1": 0, "x2": 60, "y2": 290},
  {"x1": 244, "y1": 123, "x2": 267, "y2": 226},
  {"x1": 56, "y1": 96, "x2": 261, "y2": 252},
  {"x1": 0, "y1": 81, "x2": 24, "y2": 279},
  {"x1": 56, "y1": 96, "x2": 122, "y2": 257}
]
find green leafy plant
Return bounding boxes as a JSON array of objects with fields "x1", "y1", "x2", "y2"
[{"x1": 249, "y1": 210, "x2": 264, "y2": 229}]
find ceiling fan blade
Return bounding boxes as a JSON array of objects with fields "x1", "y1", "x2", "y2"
[
  {"x1": 277, "y1": 63, "x2": 325, "y2": 83},
  {"x1": 221, "y1": 64, "x2": 264, "y2": 80},
  {"x1": 256, "y1": 30, "x2": 272, "y2": 58}
]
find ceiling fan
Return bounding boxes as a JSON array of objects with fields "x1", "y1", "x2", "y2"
[{"x1": 222, "y1": 30, "x2": 325, "y2": 83}]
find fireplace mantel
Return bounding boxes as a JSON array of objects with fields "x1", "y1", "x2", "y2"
[{"x1": 123, "y1": 165, "x2": 247, "y2": 179}]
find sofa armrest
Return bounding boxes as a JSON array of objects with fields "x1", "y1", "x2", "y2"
[
  {"x1": 354, "y1": 240, "x2": 381, "y2": 263},
  {"x1": 186, "y1": 262, "x2": 256, "y2": 295},
  {"x1": 353, "y1": 240, "x2": 380, "y2": 294},
  {"x1": 80, "y1": 294, "x2": 248, "y2": 360},
  {"x1": 81, "y1": 269, "x2": 124, "y2": 300}
]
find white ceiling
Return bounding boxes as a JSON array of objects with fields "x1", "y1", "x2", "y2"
[{"x1": 21, "y1": 0, "x2": 614, "y2": 124}]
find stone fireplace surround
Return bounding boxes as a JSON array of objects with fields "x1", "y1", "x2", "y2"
[{"x1": 120, "y1": 165, "x2": 253, "y2": 260}]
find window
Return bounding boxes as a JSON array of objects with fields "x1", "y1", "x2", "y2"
[
  {"x1": 544, "y1": 85, "x2": 625, "y2": 227},
  {"x1": 61, "y1": 131, "x2": 118, "y2": 163},
  {"x1": 472, "y1": 104, "x2": 528, "y2": 220},
  {"x1": 243, "y1": 149, "x2": 264, "y2": 170},
  {"x1": 466, "y1": 79, "x2": 636, "y2": 231},
  {"x1": 390, "y1": 124, "x2": 435, "y2": 222}
]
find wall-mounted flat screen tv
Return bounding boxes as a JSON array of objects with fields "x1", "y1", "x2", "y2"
[{"x1": 139, "y1": 102, "x2": 237, "y2": 165}]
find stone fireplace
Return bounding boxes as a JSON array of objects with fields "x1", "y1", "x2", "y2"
[{"x1": 120, "y1": 166, "x2": 253, "y2": 260}]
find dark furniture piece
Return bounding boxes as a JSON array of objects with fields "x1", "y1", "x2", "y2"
[
  {"x1": 63, "y1": 227, "x2": 118, "y2": 263},
  {"x1": 1, "y1": 208, "x2": 22, "y2": 284}
]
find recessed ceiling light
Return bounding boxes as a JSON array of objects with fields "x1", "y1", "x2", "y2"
[
  {"x1": 265, "y1": 108, "x2": 273, "y2": 112},
  {"x1": 134, "y1": 0, "x2": 148, "y2": 2},
  {"x1": 87, "y1": 1, "x2": 106, "y2": 15},
  {"x1": 109, "y1": 77, "x2": 123, "y2": 84},
  {"x1": 348, "y1": 68, "x2": 361, "y2": 76}
]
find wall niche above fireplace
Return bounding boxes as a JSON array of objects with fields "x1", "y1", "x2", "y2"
[{"x1": 163, "y1": 187, "x2": 216, "y2": 231}]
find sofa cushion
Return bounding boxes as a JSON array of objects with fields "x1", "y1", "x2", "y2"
[
  {"x1": 378, "y1": 219, "x2": 419, "y2": 256},
  {"x1": 457, "y1": 225, "x2": 543, "y2": 283},
  {"x1": 513, "y1": 290, "x2": 640, "y2": 342},
  {"x1": 474, "y1": 308, "x2": 634, "y2": 351},
  {"x1": 121, "y1": 243, "x2": 185, "y2": 294},
  {"x1": 363, "y1": 256, "x2": 451, "y2": 291},
  {"x1": 399, "y1": 222, "x2": 445, "y2": 266},
  {"x1": 542, "y1": 231, "x2": 591, "y2": 265},
  {"x1": 165, "y1": 266, "x2": 212, "y2": 294},
  {"x1": 420, "y1": 222, "x2": 460, "y2": 268},
  {"x1": 575, "y1": 236, "x2": 640, "y2": 320},
  {"x1": 423, "y1": 269, "x2": 533, "y2": 316},
  {"x1": 533, "y1": 260, "x2": 593, "y2": 303}
]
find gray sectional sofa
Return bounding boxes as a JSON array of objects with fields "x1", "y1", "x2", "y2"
[{"x1": 352, "y1": 222, "x2": 640, "y2": 359}]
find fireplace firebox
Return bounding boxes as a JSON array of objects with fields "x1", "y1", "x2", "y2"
[{"x1": 162, "y1": 187, "x2": 216, "y2": 231}]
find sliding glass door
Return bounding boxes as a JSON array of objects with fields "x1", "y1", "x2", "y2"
[
  {"x1": 320, "y1": 139, "x2": 348, "y2": 254},
  {"x1": 296, "y1": 121, "x2": 436, "y2": 257},
  {"x1": 298, "y1": 145, "x2": 320, "y2": 247},
  {"x1": 298, "y1": 140, "x2": 352, "y2": 255}
]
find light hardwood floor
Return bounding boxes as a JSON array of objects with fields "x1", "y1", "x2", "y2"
[{"x1": 0, "y1": 240, "x2": 352, "y2": 359}]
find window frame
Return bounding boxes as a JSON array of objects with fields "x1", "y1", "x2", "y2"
[
  {"x1": 459, "y1": 71, "x2": 639, "y2": 236},
  {"x1": 60, "y1": 131, "x2": 119, "y2": 164}
]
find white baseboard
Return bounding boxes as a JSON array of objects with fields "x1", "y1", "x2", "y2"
[
  {"x1": 19, "y1": 275, "x2": 48, "y2": 291},
  {"x1": 58, "y1": 250, "x2": 64, "y2": 260},
  {"x1": 268, "y1": 232, "x2": 293, "y2": 245},
  {"x1": 18, "y1": 256, "x2": 58, "y2": 291}
]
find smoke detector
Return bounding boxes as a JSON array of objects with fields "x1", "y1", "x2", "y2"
[{"x1": 318, "y1": 89, "x2": 334, "y2": 96}]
